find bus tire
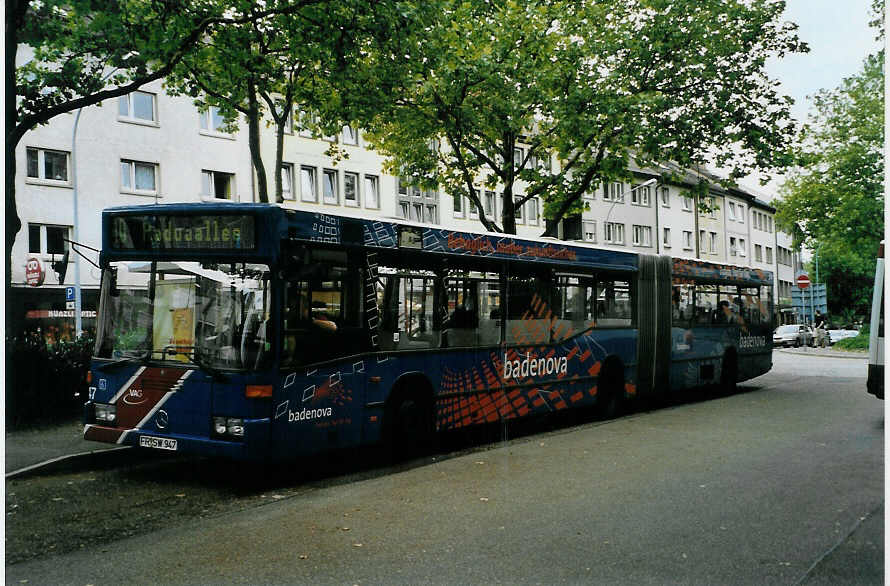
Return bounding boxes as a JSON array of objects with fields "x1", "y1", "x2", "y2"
[
  {"x1": 384, "y1": 380, "x2": 435, "y2": 460},
  {"x1": 720, "y1": 351, "x2": 738, "y2": 395},
  {"x1": 597, "y1": 358, "x2": 624, "y2": 419}
]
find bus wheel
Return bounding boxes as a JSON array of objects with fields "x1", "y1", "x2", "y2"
[
  {"x1": 386, "y1": 393, "x2": 435, "y2": 460},
  {"x1": 720, "y1": 353, "x2": 738, "y2": 395},
  {"x1": 598, "y1": 360, "x2": 624, "y2": 419}
]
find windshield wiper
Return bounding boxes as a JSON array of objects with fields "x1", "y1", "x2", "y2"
[
  {"x1": 97, "y1": 352, "x2": 150, "y2": 371},
  {"x1": 162, "y1": 345, "x2": 226, "y2": 380}
]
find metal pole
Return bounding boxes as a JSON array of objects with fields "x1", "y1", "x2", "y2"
[{"x1": 72, "y1": 108, "x2": 83, "y2": 338}]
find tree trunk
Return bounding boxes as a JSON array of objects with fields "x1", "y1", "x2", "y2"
[
  {"x1": 246, "y1": 77, "x2": 268, "y2": 203},
  {"x1": 274, "y1": 117, "x2": 285, "y2": 203}
]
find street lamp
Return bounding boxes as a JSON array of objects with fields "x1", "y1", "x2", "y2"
[
  {"x1": 70, "y1": 63, "x2": 131, "y2": 338},
  {"x1": 604, "y1": 177, "x2": 657, "y2": 245}
]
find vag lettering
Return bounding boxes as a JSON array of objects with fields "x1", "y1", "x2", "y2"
[{"x1": 503, "y1": 352, "x2": 568, "y2": 380}]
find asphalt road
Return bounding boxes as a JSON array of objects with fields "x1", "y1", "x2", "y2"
[{"x1": 7, "y1": 350, "x2": 883, "y2": 585}]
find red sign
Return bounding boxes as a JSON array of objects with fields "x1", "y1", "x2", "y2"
[
  {"x1": 25, "y1": 257, "x2": 45, "y2": 287},
  {"x1": 796, "y1": 273, "x2": 811, "y2": 289}
]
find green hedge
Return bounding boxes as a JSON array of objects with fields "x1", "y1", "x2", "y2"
[
  {"x1": 835, "y1": 330, "x2": 870, "y2": 351},
  {"x1": 6, "y1": 335, "x2": 94, "y2": 428}
]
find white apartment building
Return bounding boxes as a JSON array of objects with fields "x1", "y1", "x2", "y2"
[
  {"x1": 11, "y1": 83, "x2": 797, "y2": 339},
  {"x1": 10, "y1": 80, "x2": 253, "y2": 339}
]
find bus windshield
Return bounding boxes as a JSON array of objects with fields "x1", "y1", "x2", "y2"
[{"x1": 95, "y1": 260, "x2": 272, "y2": 370}]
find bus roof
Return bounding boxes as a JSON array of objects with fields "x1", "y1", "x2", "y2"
[{"x1": 100, "y1": 203, "x2": 772, "y2": 283}]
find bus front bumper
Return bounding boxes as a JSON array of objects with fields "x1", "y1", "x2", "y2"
[{"x1": 83, "y1": 419, "x2": 271, "y2": 460}]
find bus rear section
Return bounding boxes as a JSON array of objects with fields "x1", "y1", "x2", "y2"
[{"x1": 867, "y1": 241, "x2": 883, "y2": 399}]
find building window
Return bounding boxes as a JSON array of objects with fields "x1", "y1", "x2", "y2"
[
  {"x1": 767, "y1": 216, "x2": 773, "y2": 233},
  {"x1": 344, "y1": 172, "x2": 359, "y2": 207},
  {"x1": 729, "y1": 236, "x2": 737, "y2": 256},
  {"x1": 202, "y1": 170, "x2": 234, "y2": 199},
  {"x1": 281, "y1": 163, "x2": 294, "y2": 200},
  {"x1": 699, "y1": 230, "x2": 707, "y2": 251},
  {"x1": 28, "y1": 224, "x2": 70, "y2": 255},
  {"x1": 508, "y1": 195, "x2": 524, "y2": 223},
  {"x1": 605, "y1": 222, "x2": 625, "y2": 244},
  {"x1": 118, "y1": 91, "x2": 157, "y2": 123},
  {"x1": 708, "y1": 197, "x2": 718, "y2": 218},
  {"x1": 738, "y1": 238, "x2": 746, "y2": 256},
  {"x1": 738, "y1": 205, "x2": 745, "y2": 224},
  {"x1": 364, "y1": 175, "x2": 379, "y2": 209},
  {"x1": 631, "y1": 184, "x2": 650, "y2": 206},
  {"x1": 583, "y1": 221, "x2": 597, "y2": 243},
  {"x1": 121, "y1": 160, "x2": 158, "y2": 194},
  {"x1": 300, "y1": 166, "x2": 317, "y2": 202},
  {"x1": 604, "y1": 182, "x2": 624, "y2": 203},
  {"x1": 513, "y1": 147, "x2": 523, "y2": 170},
  {"x1": 755, "y1": 244, "x2": 763, "y2": 262},
  {"x1": 341, "y1": 125, "x2": 358, "y2": 145},
  {"x1": 709, "y1": 231, "x2": 718, "y2": 253},
  {"x1": 683, "y1": 230, "x2": 693, "y2": 250},
  {"x1": 453, "y1": 191, "x2": 464, "y2": 217},
  {"x1": 527, "y1": 198, "x2": 539, "y2": 225},
  {"x1": 469, "y1": 189, "x2": 480, "y2": 218},
  {"x1": 660, "y1": 187, "x2": 670, "y2": 207},
  {"x1": 766, "y1": 247, "x2": 773, "y2": 263},
  {"x1": 682, "y1": 195, "x2": 693, "y2": 211},
  {"x1": 728, "y1": 202, "x2": 736, "y2": 221},
  {"x1": 26, "y1": 147, "x2": 69, "y2": 183},
  {"x1": 425, "y1": 205, "x2": 438, "y2": 224},
  {"x1": 297, "y1": 111, "x2": 316, "y2": 138},
  {"x1": 199, "y1": 105, "x2": 228, "y2": 134},
  {"x1": 323, "y1": 169, "x2": 338, "y2": 204},
  {"x1": 663, "y1": 227, "x2": 671, "y2": 248},
  {"x1": 484, "y1": 191, "x2": 496, "y2": 218},
  {"x1": 632, "y1": 225, "x2": 652, "y2": 247}
]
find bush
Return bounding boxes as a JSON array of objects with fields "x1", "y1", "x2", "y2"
[
  {"x1": 835, "y1": 333, "x2": 870, "y2": 351},
  {"x1": 6, "y1": 334, "x2": 94, "y2": 428}
]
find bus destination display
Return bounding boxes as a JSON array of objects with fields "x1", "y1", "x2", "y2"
[{"x1": 111, "y1": 215, "x2": 256, "y2": 250}]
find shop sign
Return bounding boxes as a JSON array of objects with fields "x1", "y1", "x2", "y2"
[{"x1": 25, "y1": 257, "x2": 45, "y2": 287}]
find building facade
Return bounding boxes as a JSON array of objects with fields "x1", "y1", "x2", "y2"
[{"x1": 10, "y1": 84, "x2": 799, "y2": 339}]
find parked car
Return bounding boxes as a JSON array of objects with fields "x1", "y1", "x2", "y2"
[
  {"x1": 828, "y1": 328, "x2": 860, "y2": 345},
  {"x1": 773, "y1": 324, "x2": 814, "y2": 347}
]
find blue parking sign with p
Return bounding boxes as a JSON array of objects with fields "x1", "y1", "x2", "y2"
[{"x1": 65, "y1": 286, "x2": 75, "y2": 301}]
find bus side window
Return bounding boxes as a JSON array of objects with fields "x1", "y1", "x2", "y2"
[
  {"x1": 672, "y1": 283, "x2": 694, "y2": 327},
  {"x1": 552, "y1": 276, "x2": 594, "y2": 341},
  {"x1": 505, "y1": 271, "x2": 549, "y2": 343},
  {"x1": 694, "y1": 284, "x2": 718, "y2": 325},
  {"x1": 378, "y1": 270, "x2": 439, "y2": 350},
  {"x1": 597, "y1": 278, "x2": 633, "y2": 327},
  {"x1": 443, "y1": 277, "x2": 479, "y2": 347}
]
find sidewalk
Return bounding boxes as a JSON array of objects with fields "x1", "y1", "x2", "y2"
[
  {"x1": 778, "y1": 346, "x2": 869, "y2": 360},
  {"x1": 5, "y1": 418, "x2": 126, "y2": 477}
]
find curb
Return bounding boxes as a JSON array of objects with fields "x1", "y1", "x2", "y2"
[
  {"x1": 777, "y1": 348, "x2": 868, "y2": 360},
  {"x1": 6, "y1": 446, "x2": 133, "y2": 480}
]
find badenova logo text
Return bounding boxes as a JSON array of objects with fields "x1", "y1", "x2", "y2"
[
  {"x1": 503, "y1": 352, "x2": 568, "y2": 380},
  {"x1": 288, "y1": 407, "x2": 333, "y2": 422}
]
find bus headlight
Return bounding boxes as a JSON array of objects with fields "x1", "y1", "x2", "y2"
[
  {"x1": 212, "y1": 416, "x2": 245, "y2": 439},
  {"x1": 226, "y1": 418, "x2": 245, "y2": 437},
  {"x1": 94, "y1": 403, "x2": 116, "y2": 423},
  {"x1": 213, "y1": 417, "x2": 227, "y2": 435}
]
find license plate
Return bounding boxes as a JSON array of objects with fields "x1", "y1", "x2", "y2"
[{"x1": 139, "y1": 436, "x2": 178, "y2": 451}]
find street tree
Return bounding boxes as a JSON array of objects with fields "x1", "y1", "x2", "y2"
[
  {"x1": 775, "y1": 8, "x2": 884, "y2": 318},
  {"x1": 6, "y1": 0, "x2": 327, "y2": 289},
  {"x1": 165, "y1": 1, "x2": 378, "y2": 204},
  {"x1": 360, "y1": 0, "x2": 806, "y2": 235}
]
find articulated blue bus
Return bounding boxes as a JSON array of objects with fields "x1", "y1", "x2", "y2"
[{"x1": 84, "y1": 203, "x2": 773, "y2": 459}]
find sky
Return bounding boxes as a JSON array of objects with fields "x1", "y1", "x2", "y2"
[{"x1": 734, "y1": 0, "x2": 882, "y2": 198}]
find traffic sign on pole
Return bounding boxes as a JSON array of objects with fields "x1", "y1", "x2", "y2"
[
  {"x1": 796, "y1": 273, "x2": 811, "y2": 290},
  {"x1": 65, "y1": 286, "x2": 75, "y2": 301}
]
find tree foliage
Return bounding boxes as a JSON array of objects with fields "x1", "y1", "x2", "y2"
[
  {"x1": 360, "y1": 0, "x2": 806, "y2": 235},
  {"x1": 775, "y1": 7, "x2": 884, "y2": 318}
]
